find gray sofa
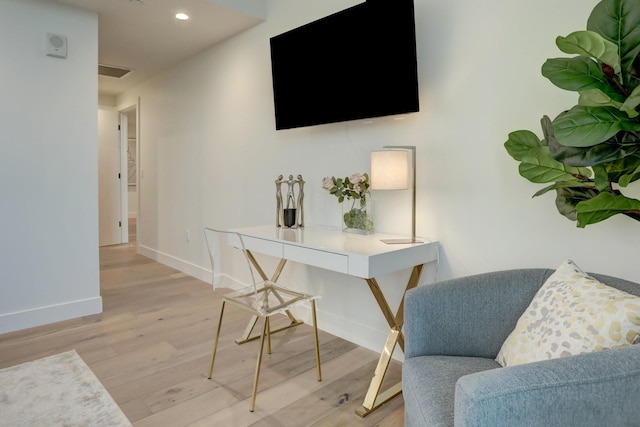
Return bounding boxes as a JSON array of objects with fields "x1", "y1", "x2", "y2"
[{"x1": 403, "y1": 268, "x2": 640, "y2": 427}]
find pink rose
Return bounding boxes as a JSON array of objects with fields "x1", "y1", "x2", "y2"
[
  {"x1": 349, "y1": 173, "x2": 364, "y2": 185},
  {"x1": 321, "y1": 177, "x2": 334, "y2": 190}
]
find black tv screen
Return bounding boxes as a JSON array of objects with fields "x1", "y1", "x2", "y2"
[{"x1": 269, "y1": 0, "x2": 419, "y2": 130}]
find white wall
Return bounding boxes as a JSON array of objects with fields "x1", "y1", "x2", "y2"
[
  {"x1": 0, "y1": 0, "x2": 101, "y2": 334},
  {"x1": 117, "y1": 0, "x2": 640, "y2": 353}
]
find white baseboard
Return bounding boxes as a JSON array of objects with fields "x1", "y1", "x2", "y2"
[
  {"x1": 138, "y1": 244, "x2": 211, "y2": 283},
  {"x1": 0, "y1": 297, "x2": 103, "y2": 335},
  {"x1": 292, "y1": 304, "x2": 404, "y2": 362}
]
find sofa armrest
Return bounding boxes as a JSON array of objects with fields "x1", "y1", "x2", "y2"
[
  {"x1": 454, "y1": 345, "x2": 640, "y2": 427},
  {"x1": 404, "y1": 269, "x2": 551, "y2": 359}
]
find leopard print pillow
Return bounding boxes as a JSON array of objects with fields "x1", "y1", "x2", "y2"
[{"x1": 496, "y1": 260, "x2": 640, "y2": 367}]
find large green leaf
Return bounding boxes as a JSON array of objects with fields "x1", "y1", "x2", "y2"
[
  {"x1": 548, "y1": 136, "x2": 638, "y2": 166},
  {"x1": 542, "y1": 113, "x2": 629, "y2": 167},
  {"x1": 518, "y1": 155, "x2": 591, "y2": 184},
  {"x1": 621, "y1": 84, "x2": 640, "y2": 117},
  {"x1": 542, "y1": 57, "x2": 623, "y2": 101},
  {"x1": 555, "y1": 187, "x2": 599, "y2": 221},
  {"x1": 587, "y1": 0, "x2": 640, "y2": 87},
  {"x1": 504, "y1": 130, "x2": 543, "y2": 161},
  {"x1": 556, "y1": 31, "x2": 621, "y2": 74},
  {"x1": 576, "y1": 191, "x2": 640, "y2": 227},
  {"x1": 578, "y1": 89, "x2": 624, "y2": 110},
  {"x1": 505, "y1": 128, "x2": 591, "y2": 183},
  {"x1": 552, "y1": 105, "x2": 640, "y2": 147}
]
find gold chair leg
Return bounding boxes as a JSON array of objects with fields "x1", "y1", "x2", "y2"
[
  {"x1": 208, "y1": 300, "x2": 226, "y2": 379},
  {"x1": 250, "y1": 317, "x2": 269, "y2": 412},
  {"x1": 311, "y1": 300, "x2": 322, "y2": 381},
  {"x1": 266, "y1": 316, "x2": 272, "y2": 354}
]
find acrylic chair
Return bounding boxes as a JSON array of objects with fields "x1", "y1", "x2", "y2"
[{"x1": 203, "y1": 227, "x2": 322, "y2": 412}]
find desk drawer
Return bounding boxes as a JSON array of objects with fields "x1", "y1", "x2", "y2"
[
  {"x1": 242, "y1": 236, "x2": 283, "y2": 258},
  {"x1": 284, "y1": 245, "x2": 348, "y2": 274}
]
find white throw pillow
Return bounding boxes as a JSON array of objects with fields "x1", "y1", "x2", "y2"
[{"x1": 496, "y1": 259, "x2": 640, "y2": 367}]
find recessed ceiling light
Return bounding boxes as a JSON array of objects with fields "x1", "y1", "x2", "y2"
[{"x1": 175, "y1": 12, "x2": 189, "y2": 21}]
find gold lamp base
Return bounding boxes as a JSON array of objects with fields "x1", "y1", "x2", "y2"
[{"x1": 380, "y1": 238, "x2": 423, "y2": 244}]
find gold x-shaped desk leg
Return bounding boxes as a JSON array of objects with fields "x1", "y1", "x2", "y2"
[
  {"x1": 356, "y1": 264, "x2": 424, "y2": 417},
  {"x1": 234, "y1": 251, "x2": 303, "y2": 345}
]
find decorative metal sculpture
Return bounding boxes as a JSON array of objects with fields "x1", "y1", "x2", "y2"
[{"x1": 276, "y1": 174, "x2": 304, "y2": 228}]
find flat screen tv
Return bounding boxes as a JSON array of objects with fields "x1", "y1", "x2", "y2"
[{"x1": 269, "y1": 0, "x2": 419, "y2": 130}]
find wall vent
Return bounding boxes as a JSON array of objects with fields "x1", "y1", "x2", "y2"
[{"x1": 98, "y1": 64, "x2": 132, "y2": 78}]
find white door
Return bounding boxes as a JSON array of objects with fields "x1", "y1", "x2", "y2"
[{"x1": 98, "y1": 109, "x2": 123, "y2": 246}]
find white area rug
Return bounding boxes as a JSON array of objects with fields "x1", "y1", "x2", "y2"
[{"x1": 0, "y1": 350, "x2": 132, "y2": 426}]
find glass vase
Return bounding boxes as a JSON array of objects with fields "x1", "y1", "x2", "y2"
[{"x1": 342, "y1": 197, "x2": 374, "y2": 234}]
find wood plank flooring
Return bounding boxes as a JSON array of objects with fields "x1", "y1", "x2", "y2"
[{"x1": 0, "y1": 226, "x2": 404, "y2": 426}]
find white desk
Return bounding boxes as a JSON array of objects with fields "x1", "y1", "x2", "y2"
[{"x1": 230, "y1": 225, "x2": 439, "y2": 417}]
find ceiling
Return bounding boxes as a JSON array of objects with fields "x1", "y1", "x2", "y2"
[{"x1": 51, "y1": 0, "x2": 266, "y2": 97}]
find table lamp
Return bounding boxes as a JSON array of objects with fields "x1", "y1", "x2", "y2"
[{"x1": 370, "y1": 146, "x2": 422, "y2": 244}]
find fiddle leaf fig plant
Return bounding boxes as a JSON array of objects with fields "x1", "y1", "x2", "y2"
[{"x1": 505, "y1": 0, "x2": 640, "y2": 227}]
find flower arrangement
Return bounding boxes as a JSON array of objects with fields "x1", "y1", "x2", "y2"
[
  {"x1": 322, "y1": 173, "x2": 374, "y2": 232},
  {"x1": 321, "y1": 172, "x2": 371, "y2": 206}
]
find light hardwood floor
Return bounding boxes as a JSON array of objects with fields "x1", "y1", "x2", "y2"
[{"x1": 0, "y1": 225, "x2": 404, "y2": 426}]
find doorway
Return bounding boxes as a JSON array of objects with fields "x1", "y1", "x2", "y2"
[
  {"x1": 97, "y1": 102, "x2": 138, "y2": 246},
  {"x1": 98, "y1": 108, "x2": 124, "y2": 246},
  {"x1": 123, "y1": 106, "x2": 138, "y2": 242}
]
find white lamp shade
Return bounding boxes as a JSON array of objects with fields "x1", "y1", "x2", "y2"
[{"x1": 370, "y1": 150, "x2": 409, "y2": 190}]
